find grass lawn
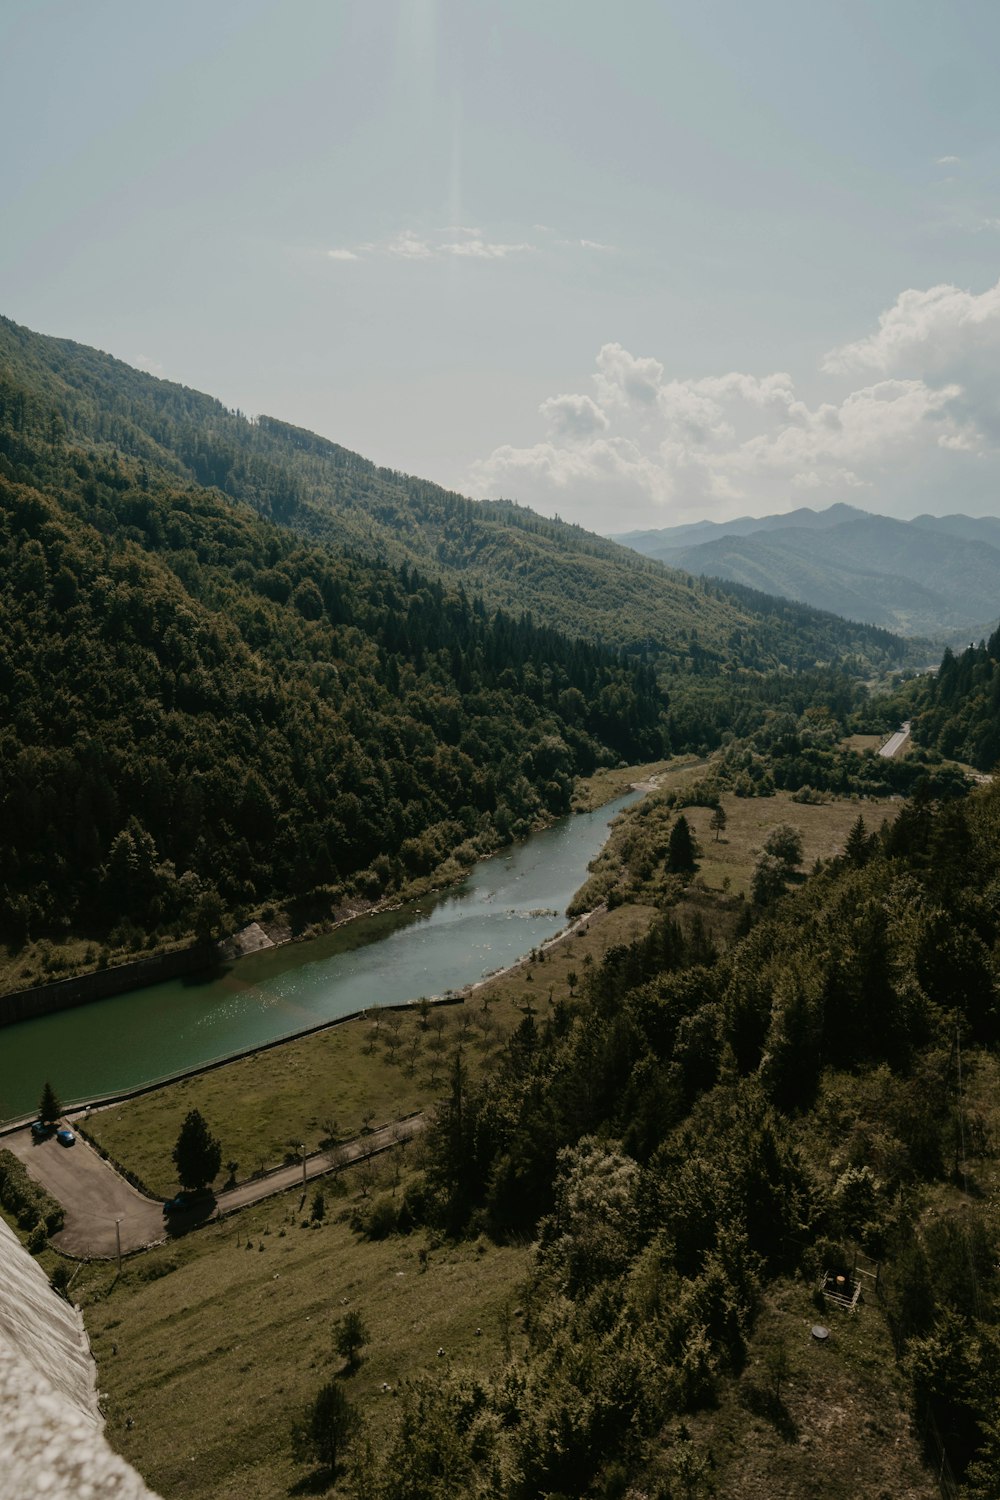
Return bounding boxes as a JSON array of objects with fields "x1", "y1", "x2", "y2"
[
  {"x1": 682, "y1": 790, "x2": 898, "y2": 899},
  {"x1": 76, "y1": 1165, "x2": 530, "y2": 1500}
]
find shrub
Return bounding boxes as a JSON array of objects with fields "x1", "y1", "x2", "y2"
[{"x1": 0, "y1": 1149, "x2": 64, "y2": 1233}]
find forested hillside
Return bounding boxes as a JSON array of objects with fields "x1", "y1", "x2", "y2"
[
  {"x1": 0, "y1": 316, "x2": 918, "y2": 676},
  {"x1": 351, "y1": 779, "x2": 1000, "y2": 1498},
  {"x1": 910, "y1": 633, "x2": 1000, "y2": 771},
  {"x1": 0, "y1": 448, "x2": 664, "y2": 957}
]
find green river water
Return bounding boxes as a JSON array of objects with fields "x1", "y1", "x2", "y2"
[{"x1": 0, "y1": 792, "x2": 640, "y2": 1122}]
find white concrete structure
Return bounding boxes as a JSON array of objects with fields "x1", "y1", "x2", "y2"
[{"x1": 0, "y1": 1214, "x2": 156, "y2": 1500}]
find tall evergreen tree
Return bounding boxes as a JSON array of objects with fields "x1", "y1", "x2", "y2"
[
  {"x1": 666, "y1": 814, "x2": 697, "y2": 874},
  {"x1": 172, "y1": 1109, "x2": 222, "y2": 1192},
  {"x1": 38, "y1": 1080, "x2": 62, "y2": 1124}
]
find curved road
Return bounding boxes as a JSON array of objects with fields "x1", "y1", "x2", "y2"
[{"x1": 6, "y1": 1115, "x2": 424, "y2": 1258}]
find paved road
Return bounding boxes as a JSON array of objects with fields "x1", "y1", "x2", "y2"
[
  {"x1": 879, "y1": 721, "x2": 911, "y2": 759},
  {"x1": 6, "y1": 1114, "x2": 425, "y2": 1259},
  {"x1": 6, "y1": 1128, "x2": 163, "y2": 1258}
]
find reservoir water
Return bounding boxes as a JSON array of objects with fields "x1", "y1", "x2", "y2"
[{"x1": 0, "y1": 791, "x2": 640, "y2": 1122}]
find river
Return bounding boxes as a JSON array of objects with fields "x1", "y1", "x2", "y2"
[{"x1": 0, "y1": 791, "x2": 640, "y2": 1122}]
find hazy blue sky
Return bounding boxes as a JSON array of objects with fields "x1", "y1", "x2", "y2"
[{"x1": 3, "y1": 0, "x2": 1000, "y2": 529}]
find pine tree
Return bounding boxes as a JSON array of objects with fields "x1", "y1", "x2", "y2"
[
  {"x1": 666, "y1": 814, "x2": 697, "y2": 874},
  {"x1": 710, "y1": 805, "x2": 728, "y2": 842},
  {"x1": 844, "y1": 814, "x2": 868, "y2": 867},
  {"x1": 39, "y1": 1080, "x2": 62, "y2": 1124},
  {"x1": 172, "y1": 1109, "x2": 222, "y2": 1192}
]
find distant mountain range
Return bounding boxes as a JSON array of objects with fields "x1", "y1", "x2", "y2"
[{"x1": 611, "y1": 502, "x2": 1000, "y2": 641}]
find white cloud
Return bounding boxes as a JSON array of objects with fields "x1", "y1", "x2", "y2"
[
  {"x1": 441, "y1": 237, "x2": 533, "y2": 259},
  {"x1": 329, "y1": 226, "x2": 535, "y2": 264},
  {"x1": 385, "y1": 230, "x2": 434, "y2": 260},
  {"x1": 323, "y1": 224, "x2": 622, "y2": 268},
  {"x1": 470, "y1": 277, "x2": 1000, "y2": 526},
  {"x1": 935, "y1": 154, "x2": 961, "y2": 165},
  {"x1": 822, "y1": 277, "x2": 1000, "y2": 376},
  {"x1": 133, "y1": 354, "x2": 164, "y2": 375},
  {"x1": 540, "y1": 392, "x2": 609, "y2": 439},
  {"x1": 594, "y1": 342, "x2": 664, "y2": 408}
]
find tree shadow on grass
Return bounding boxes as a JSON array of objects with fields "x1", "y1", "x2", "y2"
[
  {"x1": 739, "y1": 1380, "x2": 800, "y2": 1443},
  {"x1": 288, "y1": 1468, "x2": 338, "y2": 1496}
]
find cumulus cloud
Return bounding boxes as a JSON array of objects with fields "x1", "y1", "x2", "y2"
[
  {"x1": 470, "y1": 276, "x2": 1000, "y2": 527},
  {"x1": 822, "y1": 278, "x2": 1000, "y2": 376},
  {"x1": 935, "y1": 154, "x2": 961, "y2": 165},
  {"x1": 327, "y1": 248, "x2": 359, "y2": 262},
  {"x1": 540, "y1": 393, "x2": 609, "y2": 440}
]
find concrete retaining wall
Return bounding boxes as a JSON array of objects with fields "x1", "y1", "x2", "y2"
[{"x1": 0, "y1": 944, "x2": 210, "y2": 1028}]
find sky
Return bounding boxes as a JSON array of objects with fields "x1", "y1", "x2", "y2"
[{"x1": 3, "y1": 0, "x2": 1000, "y2": 532}]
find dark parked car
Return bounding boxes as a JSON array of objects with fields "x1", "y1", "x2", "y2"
[
  {"x1": 30, "y1": 1120, "x2": 52, "y2": 1139},
  {"x1": 56, "y1": 1127, "x2": 76, "y2": 1146}
]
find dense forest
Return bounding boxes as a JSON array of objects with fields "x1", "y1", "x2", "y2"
[
  {"x1": 910, "y1": 634, "x2": 1000, "y2": 772},
  {"x1": 0, "y1": 315, "x2": 929, "y2": 969},
  {"x1": 343, "y1": 778, "x2": 1000, "y2": 1498},
  {"x1": 0, "y1": 451, "x2": 666, "y2": 955}
]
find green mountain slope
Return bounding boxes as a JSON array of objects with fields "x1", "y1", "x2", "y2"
[{"x1": 0, "y1": 315, "x2": 916, "y2": 677}]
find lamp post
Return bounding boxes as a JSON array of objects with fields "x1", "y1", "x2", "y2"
[{"x1": 115, "y1": 1217, "x2": 123, "y2": 1275}]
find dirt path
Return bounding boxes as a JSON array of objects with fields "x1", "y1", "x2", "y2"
[{"x1": 7, "y1": 1115, "x2": 425, "y2": 1259}]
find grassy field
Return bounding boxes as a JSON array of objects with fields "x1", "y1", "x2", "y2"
[
  {"x1": 682, "y1": 790, "x2": 897, "y2": 899},
  {"x1": 74, "y1": 1164, "x2": 530, "y2": 1500}
]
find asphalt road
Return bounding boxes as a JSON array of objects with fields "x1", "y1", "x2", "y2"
[
  {"x1": 879, "y1": 721, "x2": 911, "y2": 759},
  {"x1": 6, "y1": 1127, "x2": 163, "y2": 1257},
  {"x1": 6, "y1": 1114, "x2": 425, "y2": 1259}
]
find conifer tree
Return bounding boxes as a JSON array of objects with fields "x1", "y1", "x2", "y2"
[
  {"x1": 666, "y1": 814, "x2": 697, "y2": 874},
  {"x1": 38, "y1": 1081, "x2": 62, "y2": 1124},
  {"x1": 172, "y1": 1109, "x2": 222, "y2": 1192}
]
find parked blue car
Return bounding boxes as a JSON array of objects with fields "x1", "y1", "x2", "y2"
[{"x1": 56, "y1": 1127, "x2": 76, "y2": 1146}]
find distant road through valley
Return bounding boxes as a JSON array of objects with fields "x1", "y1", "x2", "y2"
[{"x1": 879, "y1": 721, "x2": 911, "y2": 759}]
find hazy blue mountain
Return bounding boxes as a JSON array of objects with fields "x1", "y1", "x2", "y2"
[{"x1": 612, "y1": 504, "x2": 1000, "y2": 640}]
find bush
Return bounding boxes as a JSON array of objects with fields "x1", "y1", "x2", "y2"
[{"x1": 0, "y1": 1149, "x2": 64, "y2": 1233}]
